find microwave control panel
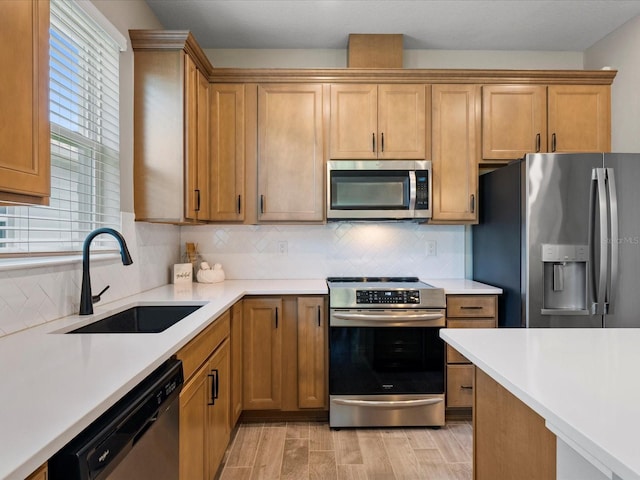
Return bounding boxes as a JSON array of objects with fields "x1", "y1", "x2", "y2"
[{"x1": 416, "y1": 171, "x2": 429, "y2": 209}]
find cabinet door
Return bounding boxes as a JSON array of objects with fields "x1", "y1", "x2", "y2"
[
  {"x1": 297, "y1": 297, "x2": 327, "y2": 409},
  {"x1": 179, "y1": 361, "x2": 208, "y2": 480},
  {"x1": 482, "y1": 85, "x2": 547, "y2": 161},
  {"x1": 431, "y1": 85, "x2": 480, "y2": 222},
  {"x1": 0, "y1": 0, "x2": 50, "y2": 204},
  {"x1": 230, "y1": 301, "x2": 243, "y2": 427},
  {"x1": 378, "y1": 84, "x2": 427, "y2": 159},
  {"x1": 211, "y1": 84, "x2": 245, "y2": 221},
  {"x1": 196, "y1": 68, "x2": 211, "y2": 220},
  {"x1": 257, "y1": 84, "x2": 324, "y2": 221},
  {"x1": 548, "y1": 85, "x2": 611, "y2": 153},
  {"x1": 242, "y1": 297, "x2": 283, "y2": 409},
  {"x1": 329, "y1": 84, "x2": 378, "y2": 159},
  {"x1": 185, "y1": 58, "x2": 210, "y2": 221},
  {"x1": 207, "y1": 339, "x2": 231, "y2": 478}
]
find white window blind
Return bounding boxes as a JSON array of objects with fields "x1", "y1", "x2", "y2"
[{"x1": 0, "y1": 0, "x2": 121, "y2": 255}]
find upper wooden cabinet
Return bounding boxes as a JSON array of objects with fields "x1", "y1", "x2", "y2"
[
  {"x1": 547, "y1": 85, "x2": 611, "y2": 153},
  {"x1": 131, "y1": 30, "x2": 214, "y2": 223},
  {"x1": 330, "y1": 84, "x2": 428, "y2": 159},
  {"x1": 482, "y1": 85, "x2": 547, "y2": 160},
  {"x1": 256, "y1": 84, "x2": 325, "y2": 222},
  {"x1": 210, "y1": 84, "x2": 245, "y2": 221},
  {"x1": 431, "y1": 85, "x2": 481, "y2": 223},
  {"x1": 0, "y1": 0, "x2": 50, "y2": 205},
  {"x1": 482, "y1": 84, "x2": 611, "y2": 162}
]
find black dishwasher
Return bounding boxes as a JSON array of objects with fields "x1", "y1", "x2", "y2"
[{"x1": 49, "y1": 358, "x2": 183, "y2": 480}]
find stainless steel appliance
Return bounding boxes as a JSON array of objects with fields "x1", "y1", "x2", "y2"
[
  {"x1": 326, "y1": 160, "x2": 432, "y2": 220},
  {"x1": 473, "y1": 152, "x2": 640, "y2": 328},
  {"x1": 327, "y1": 277, "x2": 446, "y2": 427},
  {"x1": 49, "y1": 358, "x2": 183, "y2": 480}
]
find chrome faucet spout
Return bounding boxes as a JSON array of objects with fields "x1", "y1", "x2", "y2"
[{"x1": 79, "y1": 228, "x2": 133, "y2": 315}]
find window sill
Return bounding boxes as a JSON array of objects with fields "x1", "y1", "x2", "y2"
[{"x1": 0, "y1": 253, "x2": 121, "y2": 273}]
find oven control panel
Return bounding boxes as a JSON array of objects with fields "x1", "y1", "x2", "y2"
[{"x1": 356, "y1": 289, "x2": 420, "y2": 304}]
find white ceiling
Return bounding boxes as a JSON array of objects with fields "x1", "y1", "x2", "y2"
[{"x1": 144, "y1": 0, "x2": 640, "y2": 51}]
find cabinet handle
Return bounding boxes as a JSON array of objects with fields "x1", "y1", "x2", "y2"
[
  {"x1": 260, "y1": 195, "x2": 265, "y2": 214},
  {"x1": 460, "y1": 306, "x2": 483, "y2": 310},
  {"x1": 275, "y1": 307, "x2": 279, "y2": 329},
  {"x1": 195, "y1": 189, "x2": 201, "y2": 212},
  {"x1": 213, "y1": 369, "x2": 219, "y2": 399},
  {"x1": 535, "y1": 133, "x2": 541, "y2": 152},
  {"x1": 381, "y1": 132, "x2": 384, "y2": 152},
  {"x1": 317, "y1": 305, "x2": 321, "y2": 327},
  {"x1": 237, "y1": 195, "x2": 241, "y2": 214},
  {"x1": 207, "y1": 370, "x2": 218, "y2": 405},
  {"x1": 552, "y1": 133, "x2": 557, "y2": 152},
  {"x1": 470, "y1": 194, "x2": 475, "y2": 214},
  {"x1": 372, "y1": 132, "x2": 375, "y2": 153},
  {"x1": 460, "y1": 385, "x2": 473, "y2": 390}
]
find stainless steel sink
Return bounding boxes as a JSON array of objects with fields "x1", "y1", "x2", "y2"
[{"x1": 67, "y1": 305, "x2": 203, "y2": 334}]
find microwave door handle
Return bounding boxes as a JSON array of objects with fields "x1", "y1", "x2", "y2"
[{"x1": 409, "y1": 171, "x2": 417, "y2": 211}]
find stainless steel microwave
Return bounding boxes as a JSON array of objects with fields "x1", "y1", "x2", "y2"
[{"x1": 326, "y1": 160, "x2": 432, "y2": 220}]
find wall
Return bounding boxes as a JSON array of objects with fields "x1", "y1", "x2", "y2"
[
  {"x1": 585, "y1": 15, "x2": 640, "y2": 152},
  {"x1": 0, "y1": 1, "x2": 179, "y2": 337},
  {"x1": 205, "y1": 47, "x2": 584, "y2": 69}
]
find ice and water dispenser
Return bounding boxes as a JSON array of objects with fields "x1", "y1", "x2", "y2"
[{"x1": 541, "y1": 244, "x2": 589, "y2": 315}]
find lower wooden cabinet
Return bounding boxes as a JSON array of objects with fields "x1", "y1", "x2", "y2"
[
  {"x1": 25, "y1": 464, "x2": 47, "y2": 480},
  {"x1": 177, "y1": 311, "x2": 231, "y2": 480},
  {"x1": 242, "y1": 297, "x2": 283, "y2": 410},
  {"x1": 445, "y1": 294, "x2": 497, "y2": 410},
  {"x1": 297, "y1": 296, "x2": 327, "y2": 409},
  {"x1": 243, "y1": 295, "x2": 328, "y2": 413},
  {"x1": 230, "y1": 300, "x2": 243, "y2": 428}
]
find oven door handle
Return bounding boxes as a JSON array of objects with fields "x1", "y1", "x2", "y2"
[
  {"x1": 332, "y1": 398, "x2": 443, "y2": 408},
  {"x1": 332, "y1": 312, "x2": 444, "y2": 322}
]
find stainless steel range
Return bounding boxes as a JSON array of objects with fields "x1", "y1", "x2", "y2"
[{"x1": 327, "y1": 277, "x2": 446, "y2": 428}]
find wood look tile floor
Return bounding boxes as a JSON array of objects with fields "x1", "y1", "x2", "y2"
[{"x1": 217, "y1": 421, "x2": 472, "y2": 480}]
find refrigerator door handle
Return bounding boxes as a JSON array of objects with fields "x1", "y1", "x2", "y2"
[
  {"x1": 606, "y1": 167, "x2": 619, "y2": 315},
  {"x1": 589, "y1": 168, "x2": 608, "y2": 315}
]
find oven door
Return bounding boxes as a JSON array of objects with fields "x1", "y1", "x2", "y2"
[
  {"x1": 329, "y1": 321, "x2": 445, "y2": 396},
  {"x1": 328, "y1": 308, "x2": 445, "y2": 427}
]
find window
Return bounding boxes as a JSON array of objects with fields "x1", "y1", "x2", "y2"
[{"x1": 0, "y1": 0, "x2": 121, "y2": 255}]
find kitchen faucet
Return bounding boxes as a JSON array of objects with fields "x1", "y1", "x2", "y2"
[{"x1": 79, "y1": 227, "x2": 133, "y2": 315}]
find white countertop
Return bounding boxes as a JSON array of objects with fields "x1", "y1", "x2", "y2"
[
  {"x1": 425, "y1": 278, "x2": 502, "y2": 295},
  {"x1": 440, "y1": 328, "x2": 640, "y2": 480},
  {"x1": 0, "y1": 277, "x2": 497, "y2": 479}
]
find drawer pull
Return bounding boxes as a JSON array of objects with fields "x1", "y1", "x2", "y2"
[
  {"x1": 460, "y1": 306, "x2": 483, "y2": 310},
  {"x1": 460, "y1": 385, "x2": 473, "y2": 390}
]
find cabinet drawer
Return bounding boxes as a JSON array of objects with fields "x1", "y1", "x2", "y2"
[
  {"x1": 178, "y1": 310, "x2": 230, "y2": 380},
  {"x1": 447, "y1": 295, "x2": 496, "y2": 318},
  {"x1": 447, "y1": 365, "x2": 474, "y2": 407}
]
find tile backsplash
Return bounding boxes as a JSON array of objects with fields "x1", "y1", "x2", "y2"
[
  {"x1": 181, "y1": 222, "x2": 466, "y2": 280},
  {"x1": 0, "y1": 213, "x2": 180, "y2": 337}
]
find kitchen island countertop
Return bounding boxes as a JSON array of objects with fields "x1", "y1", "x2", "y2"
[
  {"x1": 440, "y1": 327, "x2": 640, "y2": 480},
  {"x1": 0, "y1": 277, "x2": 498, "y2": 479}
]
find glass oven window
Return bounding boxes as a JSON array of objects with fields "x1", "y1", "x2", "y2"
[
  {"x1": 329, "y1": 326, "x2": 444, "y2": 395},
  {"x1": 330, "y1": 171, "x2": 409, "y2": 209}
]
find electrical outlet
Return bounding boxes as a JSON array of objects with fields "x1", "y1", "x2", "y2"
[
  {"x1": 426, "y1": 240, "x2": 437, "y2": 257},
  {"x1": 278, "y1": 240, "x2": 288, "y2": 255}
]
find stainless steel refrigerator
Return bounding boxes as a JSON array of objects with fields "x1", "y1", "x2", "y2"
[{"x1": 473, "y1": 153, "x2": 640, "y2": 328}]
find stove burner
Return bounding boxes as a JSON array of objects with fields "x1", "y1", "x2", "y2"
[{"x1": 326, "y1": 276, "x2": 420, "y2": 283}]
